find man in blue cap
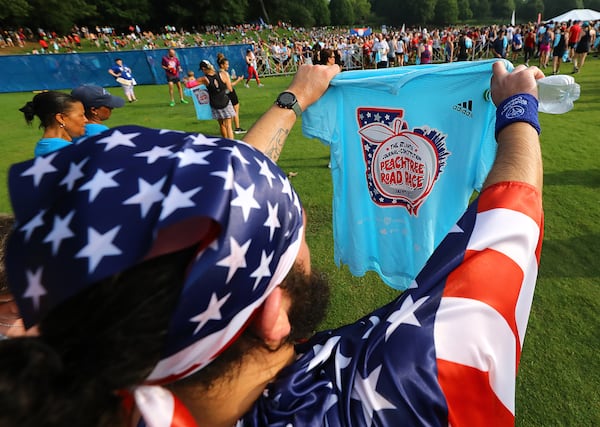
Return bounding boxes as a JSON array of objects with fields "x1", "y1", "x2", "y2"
[{"x1": 71, "y1": 84, "x2": 125, "y2": 140}]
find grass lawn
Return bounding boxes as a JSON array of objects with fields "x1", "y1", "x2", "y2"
[{"x1": 0, "y1": 59, "x2": 598, "y2": 425}]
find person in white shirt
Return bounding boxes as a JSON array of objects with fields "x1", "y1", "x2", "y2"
[{"x1": 373, "y1": 34, "x2": 389, "y2": 68}]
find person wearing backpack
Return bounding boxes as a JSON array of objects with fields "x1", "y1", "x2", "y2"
[{"x1": 198, "y1": 59, "x2": 235, "y2": 139}]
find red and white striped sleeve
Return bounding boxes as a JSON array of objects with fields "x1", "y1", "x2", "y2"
[
  {"x1": 434, "y1": 181, "x2": 544, "y2": 426},
  {"x1": 135, "y1": 385, "x2": 199, "y2": 427}
]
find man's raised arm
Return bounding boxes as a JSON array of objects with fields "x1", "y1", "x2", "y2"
[
  {"x1": 484, "y1": 62, "x2": 544, "y2": 192},
  {"x1": 242, "y1": 64, "x2": 340, "y2": 162}
]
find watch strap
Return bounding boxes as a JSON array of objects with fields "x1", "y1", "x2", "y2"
[
  {"x1": 290, "y1": 100, "x2": 302, "y2": 117},
  {"x1": 276, "y1": 91, "x2": 302, "y2": 117}
]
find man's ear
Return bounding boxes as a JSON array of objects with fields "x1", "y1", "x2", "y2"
[{"x1": 250, "y1": 287, "x2": 291, "y2": 348}]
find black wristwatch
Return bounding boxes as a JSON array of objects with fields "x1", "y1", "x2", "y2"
[{"x1": 275, "y1": 91, "x2": 302, "y2": 117}]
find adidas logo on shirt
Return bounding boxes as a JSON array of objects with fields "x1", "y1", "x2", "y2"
[{"x1": 453, "y1": 100, "x2": 473, "y2": 118}]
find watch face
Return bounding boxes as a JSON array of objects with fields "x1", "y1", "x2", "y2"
[{"x1": 278, "y1": 92, "x2": 296, "y2": 106}]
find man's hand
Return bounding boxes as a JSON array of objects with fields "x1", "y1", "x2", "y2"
[
  {"x1": 242, "y1": 64, "x2": 341, "y2": 162},
  {"x1": 491, "y1": 62, "x2": 544, "y2": 106},
  {"x1": 284, "y1": 64, "x2": 341, "y2": 112},
  {"x1": 483, "y1": 61, "x2": 544, "y2": 192}
]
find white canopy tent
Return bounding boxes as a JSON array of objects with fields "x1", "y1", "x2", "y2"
[{"x1": 547, "y1": 8, "x2": 600, "y2": 23}]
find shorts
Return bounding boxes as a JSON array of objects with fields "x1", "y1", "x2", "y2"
[
  {"x1": 575, "y1": 43, "x2": 590, "y2": 54},
  {"x1": 228, "y1": 90, "x2": 239, "y2": 106},
  {"x1": 166, "y1": 75, "x2": 180, "y2": 83},
  {"x1": 212, "y1": 101, "x2": 236, "y2": 120},
  {"x1": 539, "y1": 43, "x2": 551, "y2": 53}
]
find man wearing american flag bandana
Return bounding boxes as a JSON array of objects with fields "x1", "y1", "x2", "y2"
[{"x1": 2, "y1": 62, "x2": 544, "y2": 427}]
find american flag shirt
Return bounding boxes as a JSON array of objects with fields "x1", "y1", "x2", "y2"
[
  {"x1": 6, "y1": 125, "x2": 543, "y2": 427},
  {"x1": 240, "y1": 181, "x2": 543, "y2": 426}
]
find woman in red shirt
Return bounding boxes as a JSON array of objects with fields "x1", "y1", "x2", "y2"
[{"x1": 524, "y1": 28, "x2": 536, "y2": 66}]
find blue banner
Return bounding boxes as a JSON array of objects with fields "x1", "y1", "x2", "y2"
[{"x1": 0, "y1": 45, "x2": 250, "y2": 93}]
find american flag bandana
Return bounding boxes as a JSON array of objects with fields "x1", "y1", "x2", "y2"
[{"x1": 6, "y1": 126, "x2": 304, "y2": 424}]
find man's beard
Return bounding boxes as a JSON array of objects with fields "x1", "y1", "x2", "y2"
[
  {"x1": 280, "y1": 266, "x2": 331, "y2": 343},
  {"x1": 167, "y1": 265, "x2": 332, "y2": 390}
]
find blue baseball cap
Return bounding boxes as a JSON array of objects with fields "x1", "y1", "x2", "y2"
[{"x1": 71, "y1": 85, "x2": 125, "y2": 109}]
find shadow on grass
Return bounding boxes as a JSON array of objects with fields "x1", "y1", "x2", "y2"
[
  {"x1": 543, "y1": 169, "x2": 600, "y2": 188},
  {"x1": 539, "y1": 233, "x2": 600, "y2": 278}
]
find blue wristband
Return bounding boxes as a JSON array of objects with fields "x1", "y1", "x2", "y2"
[{"x1": 495, "y1": 93, "x2": 541, "y2": 138}]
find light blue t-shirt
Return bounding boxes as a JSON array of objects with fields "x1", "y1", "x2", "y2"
[
  {"x1": 302, "y1": 59, "x2": 511, "y2": 290},
  {"x1": 72, "y1": 123, "x2": 110, "y2": 144},
  {"x1": 34, "y1": 137, "x2": 72, "y2": 157},
  {"x1": 84, "y1": 123, "x2": 109, "y2": 138}
]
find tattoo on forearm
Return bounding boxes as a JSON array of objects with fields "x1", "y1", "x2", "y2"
[{"x1": 265, "y1": 128, "x2": 289, "y2": 162}]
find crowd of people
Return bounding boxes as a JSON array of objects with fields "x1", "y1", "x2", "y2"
[
  {"x1": 3, "y1": 20, "x2": 597, "y2": 75},
  {"x1": 264, "y1": 21, "x2": 598, "y2": 74},
  {"x1": 0, "y1": 21, "x2": 600, "y2": 75}
]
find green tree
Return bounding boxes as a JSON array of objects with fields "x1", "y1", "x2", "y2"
[
  {"x1": 254, "y1": 0, "x2": 272, "y2": 23},
  {"x1": 203, "y1": 0, "x2": 249, "y2": 24},
  {"x1": 247, "y1": 0, "x2": 294, "y2": 25},
  {"x1": 28, "y1": 0, "x2": 96, "y2": 34},
  {"x1": 148, "y1": 0, "x2": 248, "y2": 28},
  {"x1": 457, "y1": 0, "x2": 473, "y2": 20},
  {"x1": 407, "y1": 0, "x2": 438, "y2": 25},
  {"x1": 585, "y1": 0, "x2": 600, "y2": 11},
  {"x1": 329, "y1": 0, "x2": 355, "y2": 25},
  {"x1": 248, "y1": 0, "x2": 321, "y2": 25},
  {"x1": 94, "y1": 0, "x2": 151, "y2": 28},
  {"x1": 146, "y1": 0, "x2": 195, "y2": 29},
  {"x1": 372, "y1": 0, "x2": 436, "y2": 25},
  {"x1": 516, "y1": 0, "x2": 544, "y2": 23},
  {"x1": 304, "y1": 0, "x2": 331, "y2": 26},
  {"x1": 352, "y1": 0, "x2": 372, "y2": 23},
  {"x1": 0, "y1": 0, "x2": 31, "y2": 23},
  {"x1": 434, "y1": 0, "x2": 459, "y2": 24},
  {"x1": 369, "y1": 0, "x2": 401, "y2": 26},
  {"x1": 490, "y1": 0, "x2": 515, "y2": 20},
  {"x1": 280, "y1": 3, "x2": 316, "y2": 27},
  {"x1": 159, "y1": 2, "x2": 194, "y2": 29},
  {"x1": 470, "y1": 0, "x2": 491, "y2": 19},
  {"x1": 543, "y1": 0, "x2": 583, "y2": 19}
]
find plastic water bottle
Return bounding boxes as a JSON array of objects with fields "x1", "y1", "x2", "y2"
[
  {"x1": 537, "y1": 75, "x2": 581, "y2": 114},
  {"x1": 231, "y1": 68, "x2": 237, "y2": 79}
]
